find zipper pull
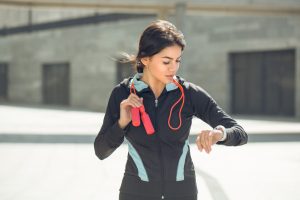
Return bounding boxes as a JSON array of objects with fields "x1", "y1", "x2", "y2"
[{"x1": 155, "y1": 99, "x2": 158, "y2": 107}]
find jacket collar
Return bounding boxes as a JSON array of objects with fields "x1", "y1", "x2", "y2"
[{"x1": 129, "y1": 73, "x2": 178, "y2": 92}]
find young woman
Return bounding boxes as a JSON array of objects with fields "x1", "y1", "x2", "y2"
[{"x1": 94, "y1": 20, "x2": 248, "y2": 200}]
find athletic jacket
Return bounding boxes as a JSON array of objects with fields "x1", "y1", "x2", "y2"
[{"x1": 94, "y1": 73, "x2": 248, "y2": 199}]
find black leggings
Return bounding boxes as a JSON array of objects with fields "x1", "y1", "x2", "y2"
[{"x1": 119, "y1": 193, "x2": 197, "y2": 200}]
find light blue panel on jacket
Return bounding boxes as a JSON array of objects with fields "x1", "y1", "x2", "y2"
[
  {"x1": 176, "y1": 139, "x2": 189, "y2": 181},
  {"x1": 127, "y1": 140, "x2": 149, "y2": 182}
]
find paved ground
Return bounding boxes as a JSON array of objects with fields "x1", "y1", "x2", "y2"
[
  {"x1": 1, "y1": 105, "x2": 300, "y2": 143},
  {"x1": 1, "y1": 105, "x2": 300, "y2": 200}
]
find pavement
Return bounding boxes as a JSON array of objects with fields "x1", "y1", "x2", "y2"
[{"x1": 0, "y1": 104, "x2": 300, "y2": 200}]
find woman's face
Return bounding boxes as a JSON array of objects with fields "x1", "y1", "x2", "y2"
[{"x1": 141, "y1": 45, "x2": 182, "y2": 85}]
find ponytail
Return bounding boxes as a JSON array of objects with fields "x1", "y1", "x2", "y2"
[{"x1": 119, "y1": 52, "x2": 144, "y2": 73}]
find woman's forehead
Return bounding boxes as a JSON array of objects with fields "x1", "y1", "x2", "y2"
[{"x1": 156, "y1": 45, "x2": 182, "y2": 59}]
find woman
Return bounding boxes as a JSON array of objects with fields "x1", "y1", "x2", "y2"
[{"x1": 94, "y1": 20, "x2": 248, "y2": 200}]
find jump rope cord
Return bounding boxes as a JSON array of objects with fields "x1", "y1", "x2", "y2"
[
  {"x1": 130, "y1": 83, "x2": 136, "y2": 95},
  {"x1": 130, "y1": 79, "x2": 185, "y2": 131},
  {"x1": 168, "y1": 80, "x2": 184, "y2": 131}
]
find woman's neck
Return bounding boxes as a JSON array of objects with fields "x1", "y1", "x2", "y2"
[{"x1": 141, "y1": 72, "x2": 165, "y2": 99}]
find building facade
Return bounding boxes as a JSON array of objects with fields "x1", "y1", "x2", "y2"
[{"x1": 0, "y1": 0, "x2": 300, "y2": 118}]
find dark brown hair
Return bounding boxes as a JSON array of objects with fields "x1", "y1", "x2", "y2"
[{"x1": 123, "y1": 20, "x2": 186, "y2": 73}]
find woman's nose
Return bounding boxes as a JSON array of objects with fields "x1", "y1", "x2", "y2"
[{"x1": 169, "y1": 62, "x2": 179, "y2": 71}]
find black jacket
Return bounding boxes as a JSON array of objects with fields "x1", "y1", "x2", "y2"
[{"x1": 94, "y1": 75, "x2": 248, "y2": 198}]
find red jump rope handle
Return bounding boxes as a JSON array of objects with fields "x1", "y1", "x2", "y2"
[
  {"x1": 131, "y1": 107, "x2": 140, "y2": 127},
  {"x1": 139, "y1": 105, "x2": 155, "y2": 135}
]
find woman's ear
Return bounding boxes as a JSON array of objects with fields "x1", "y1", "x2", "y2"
[{"x1": 141, "y1": 57, "x2": 150, "y2": 66}]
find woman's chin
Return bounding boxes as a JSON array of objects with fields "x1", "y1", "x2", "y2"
[
  {"x1": 165, "y1": 79, "x2": 173, "y2": 84},
  {"x1": 165, "y1": 76, "x2": 175, "y2": 83}
]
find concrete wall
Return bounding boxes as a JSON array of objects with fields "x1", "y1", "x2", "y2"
[
  {"x1": 0, "y1": 2, "x2": 300, "y2": 116},
  {"x1": 296, "y1": 46, "x2": 300, "y2": 118},
  {"x1": 0, "y1": 5, "x2": 95, "y2": 27},
  {"x1": 180, "y1": 14, "x2": 300, "y2": 116},
  {"x1": 1, "y1": 0, "x2": 300, "y2": 28},
  {"x1": 0, "y1": 17, "x2": 155, "y2": 111}
]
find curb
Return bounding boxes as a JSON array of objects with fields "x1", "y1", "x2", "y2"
[{"x1": 1, "y1": 133, "x2": 300, "y2": 143}]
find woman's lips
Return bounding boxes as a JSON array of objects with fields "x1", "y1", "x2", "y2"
[{"x1": 166, "y1": 75, "x2": 174, "y2": 78}]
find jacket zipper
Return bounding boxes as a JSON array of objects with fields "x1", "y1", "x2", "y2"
[
  {"x1": 159, "y1": 141, "x2": 165, "y2": 199},
  {"x1": 154, "y1": 98, "x2": 165, "y2": 199}
]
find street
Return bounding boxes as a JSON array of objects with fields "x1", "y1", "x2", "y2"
[{"x1": 0, "y1": 105, "x2": 300, "y2": 200}]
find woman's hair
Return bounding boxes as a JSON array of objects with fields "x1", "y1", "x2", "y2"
[{"x1": 122, "y1": 20, "x2": 186, "y2": 73}]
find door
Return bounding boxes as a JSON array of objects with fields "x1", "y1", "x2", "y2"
[
  {"x1": 43, "y1": 63, "x2": 70, "y2": 105},
  {"x1": 0, "y1": 63, "x2": 8, "y2": 100},
  {"x1": 230, "y1": 49, "x2": 295, "y2": 116}
]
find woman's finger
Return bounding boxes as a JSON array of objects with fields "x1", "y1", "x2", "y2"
[
  {"x1": 123, "y1": 98, "x2": 141, "y2": 108},
  {"x1": 130, "y1": 99, "x2": 141, "y2": 108},
  {"x1": 200, "y1": 131, "x2": 208, "y2": 153},
  {"x1": 129, "y1": 94, "x2": 142, "y2": 102},
  {"x1": 208, "y1": 131, "x2": 213, "y2": 153},
  {"x1": 121, "y1": 99, "x2": 137, "y2": 108},
  {"x1": 196, "y1": 130, "x2": 220, "y2": 154},
  {"x1": 196, "y1": 135, "x2": 202, "y2": 152},
  {"x1": 205, "y1": 132, "x2": 211, "y2": 153},
  {"x1": 128, "y1": 95, "x2": 143, "y2": 107}
]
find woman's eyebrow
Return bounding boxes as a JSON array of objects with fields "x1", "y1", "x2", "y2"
[{"x1": 161, "y1": 56, "x2": 182, "y2": 60}]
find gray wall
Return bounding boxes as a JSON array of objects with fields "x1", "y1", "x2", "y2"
[
  {"x1": 0, "y1": 2, "x2": 300, "y2": 117},
  {"x1": 0, "y1": 18, "x2": 155, "y2": 111},
  {"x1": 181, "y1": 14, "x2": 300, "y2": 116},
  {"x1": 1, "y1": 0, "x2": 300, "y2": 28}
]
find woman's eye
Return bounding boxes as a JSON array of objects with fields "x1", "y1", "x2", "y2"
[{"x1": 163, "y1": 60, "x2": 181, "y2": 65}]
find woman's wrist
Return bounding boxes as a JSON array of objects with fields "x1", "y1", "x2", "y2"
[
  {"x1": 118, "y1": 119, "x2": 128, "y2": 129},
  {"x1": 214, "y1": 125, "x2": 227, "y2": 141}
]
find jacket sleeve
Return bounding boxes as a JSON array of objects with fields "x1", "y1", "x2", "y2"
[
  {"x1": 188, "y1": 83, "x2": 248, "y2": 146},
  {"x1": 94, "y1": 87, "x2": 127, "y2": 160}
]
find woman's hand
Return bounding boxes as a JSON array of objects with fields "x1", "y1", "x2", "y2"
[
  {"x1": 196, "y1": 129, "x2": 223, "y2": 154},
  {"x1": 118, "y1": 94, "x2": 143, "y2": 129}
]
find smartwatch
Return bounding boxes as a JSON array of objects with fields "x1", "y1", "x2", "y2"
[{"x1": 215, "y1": 125, "x2": 227, "y2": 141}]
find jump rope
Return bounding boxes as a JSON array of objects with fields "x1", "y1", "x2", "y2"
[{"x1": 130, "y1": 78, "x2": 185, "y2": 135}]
